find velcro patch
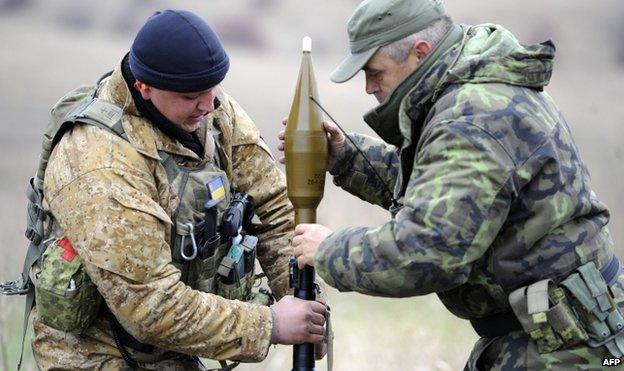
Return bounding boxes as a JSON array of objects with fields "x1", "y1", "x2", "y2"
[
  {"x1": 81, "y1": 98, "x2": 123, "y2": 126},
  {"x1": 208, "y1": 176, "x2": 226, "y2": 201}
]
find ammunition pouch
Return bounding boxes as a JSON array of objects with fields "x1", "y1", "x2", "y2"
[
  {"x1": 216, "y1": 235, "x2": 258, "y2": 301},
  {"x1": 560, "y1": 261, "x2": 624, "y2": 357},
  {"x1": 186, "y1": 251, "x2": 222, "y2": 294},
  {"x1": 472, "y1": 256, "x2": 624, "y2": 358},
  {"x1": 508, "y1": 278, "x2": 588, "y2": 353},
  {"x1": 33, "y1": 237, "x2": 102, "y2": 333}
]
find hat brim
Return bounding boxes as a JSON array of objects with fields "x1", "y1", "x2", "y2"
[{"x1": 330, "y1": 47, "x2": 379, "y2": 83}]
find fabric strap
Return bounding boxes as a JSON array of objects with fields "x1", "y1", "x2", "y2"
[{"x1": 17, "y1": 289, "x2": 35, "y2": 370}]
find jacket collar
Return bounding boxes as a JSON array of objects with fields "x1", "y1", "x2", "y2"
[
  {"x1": 362, "y1": 24, "x2": 465, "y2": 149},
  {"x1": 97, "y1": 60, "x2": 217, "y2": 163}
]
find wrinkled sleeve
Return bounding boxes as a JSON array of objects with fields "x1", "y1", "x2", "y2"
[
  {"x1": 44, "y1": 128, "x2": 273, "y2": 362},
  {"x1": 330, "y1": 133, "x2": 400, "y2": 209},
  {"x1": 226, "y1": 96, "x2": 295, "y2": 300},
  {"x1": 315, "y1": 121, "x2": 514, "y2": 296}
]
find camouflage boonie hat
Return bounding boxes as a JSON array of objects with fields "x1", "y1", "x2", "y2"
[{"x1": 331, "y1": 0, "x2": 447, "y2": 83}]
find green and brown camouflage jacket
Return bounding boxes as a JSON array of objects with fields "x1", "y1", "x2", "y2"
[{"x1": 316, "y1": 24, "x2": 623, "y2": 370}]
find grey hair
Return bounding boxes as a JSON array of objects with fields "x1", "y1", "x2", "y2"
[{"x1": 378, "y1": 16, "x2": 453, "y2": 63}]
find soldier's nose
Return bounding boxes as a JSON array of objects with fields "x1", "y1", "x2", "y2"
[
  {"x1": 365, "y1": 79, "x2": 378, "y2": 96},
  {"x1": 197, "y1": 97, "x2": 215, "y2": 113}
]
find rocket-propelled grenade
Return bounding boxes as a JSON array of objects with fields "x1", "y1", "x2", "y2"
[
  {"x1": 285, "y1": 36, "x2": 328, "y2": 226},
  {"x1": 285, "y1": 36, "x2": 328, "y2": 371}
]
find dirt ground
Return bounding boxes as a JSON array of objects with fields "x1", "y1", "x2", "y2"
[{"x1": 0, "y1": 1, "x2": 623, "y2": 370}]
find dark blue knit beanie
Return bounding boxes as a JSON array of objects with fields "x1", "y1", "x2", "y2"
[{"x1": 129, "y1": 10, "x2": 229, "y2": 93}]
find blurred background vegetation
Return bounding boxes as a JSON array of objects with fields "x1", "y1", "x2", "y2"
[{"x1": 1, "y1": 0, "x2": 623, "y2": 370}]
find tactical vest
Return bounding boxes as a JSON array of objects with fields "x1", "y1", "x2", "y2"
[{"x1": 2, "y1": 80, "x2": 265, "y2": 368}]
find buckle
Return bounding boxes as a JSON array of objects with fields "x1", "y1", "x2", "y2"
[
  {"x1": 0, "y1": 279, "x2": 30, "y2": 296},
  {"x1": 25, "y1": 227, "x2": 42, "y2": 245}
]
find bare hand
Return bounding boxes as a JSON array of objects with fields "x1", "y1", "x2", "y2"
[
  {"x1": 271, "y1": 296, "x2": 326, "y2": 345},
  {"x1": 292, "y1": 224, "x2": 333, "y2": 269},
  {"x1": 314, "y1": 281, "x2": 330, "y2": 360},
  {"x1": 277, "y1": 118, "x2": 346, "y2": 172},
  {"x1": 315, "y1": 342, "x2": 327, "y2": 360}
]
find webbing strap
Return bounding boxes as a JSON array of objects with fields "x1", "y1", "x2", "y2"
[
  {"x1": 17, "y1": 289, "x2": 35, "y2": 370},
  {"x1": 73, "y1": 98, "x2": 123, "y2": 133},
  {"x1": 51, "y1": 98, "x2": 125, "y2": 151},
  {"x1": 527, "y1": 279, "x2": 550, "y2": 315},
  {"x1": 19, "y1": 241, "x2": 42, "y2": 290},
  {"x1": 326, "y1": 306, "x2": 334, "y2": 371},
  {"x1": 509, "y1": 286, "x2": 538, "y2": 332}
]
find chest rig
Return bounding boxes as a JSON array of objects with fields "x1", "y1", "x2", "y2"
[
  {"x1": 162, "y1": 145, "x2": 257, "y2": 300},
  {"x1": 164, "y1": 148, "x2": 232, "y2": 290}
]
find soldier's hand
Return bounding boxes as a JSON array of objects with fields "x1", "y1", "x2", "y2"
[
  {"x1": 293, "y1": 223, "x2": 333, "y2": 269},
  {"x1": 277, "y1": 118, "x2": 346, "y2": 172},
  {"x1": 271, "y1": 296, "x2": 326, "y2": 345},
  {"x1": 315, "y1": 341, "x2": 327, "y2": 360},
  {"x1": 314, "y1": 281, "x2": 330, "y2": 360}
]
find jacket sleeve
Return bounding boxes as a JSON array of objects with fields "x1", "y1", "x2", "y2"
[
  {"x1": 44, "y1": 125, "x2": 273, "y2": 362},
  {"x1": 226, "y1": 95, "x2": 295, "y2": 300},
  {"x1": 330, "y1": 133, "x2": 400, "y2": 209},
  {"x1": 314, "y1": 120, "x2": 514, "y2": 296}
]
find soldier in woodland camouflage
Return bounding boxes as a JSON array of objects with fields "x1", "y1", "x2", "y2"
[
  {"x1": 31, "y1": 10, "x2": 326, "y2": 370},
  {"x1": 282, "y1": 0, "x2": 624, "y2": 369}
]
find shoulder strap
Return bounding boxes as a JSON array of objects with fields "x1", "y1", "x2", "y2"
[
  {"x1": 2, "y1": 84, "x2": 126, "y2": 370},
  {"x1": 52, "y1": 97, "x2": 125, "y2": 149},
  {"x1": 35, "y1": 95, "x2": 126, "y2": 191}
]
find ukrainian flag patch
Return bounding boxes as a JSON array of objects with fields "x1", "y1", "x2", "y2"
[{"x1": 208, "y1": 176, "x2": 226, "y2": 201}]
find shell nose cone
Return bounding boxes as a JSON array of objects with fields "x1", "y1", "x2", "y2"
[{"x1": 302, "y1": 36, "x2": 312, "y2": 52}]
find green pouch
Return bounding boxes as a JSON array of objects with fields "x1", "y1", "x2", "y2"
[
  {"x1": 561, "y1": 262, "x2": 624, "y2": 357},
  {"x1": 34, "y1": 237, "x2": 102, "y2": 333},
  {"x1": 216, "y1": 269, "x2": 255, "y2": 301},
  {"x1": 188, "y1": 254, "x2": 219, "y2": 293},
  {"x1": 545, "y1": 287, "x2": 588, "y2": 346},
  {"x1": 216, "y1": 236, "x2": 257, "y2": 301},
  {"x1": 509, "y1": 279, "x2": 587, "y2": 353}
]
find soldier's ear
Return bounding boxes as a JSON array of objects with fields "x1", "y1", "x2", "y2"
[
  {"x1": 411, "y1": 40, "x2": 432, "y2": 62},
  {"x1": 134, "y1": 80, "x2": 152, "y2": 100}
]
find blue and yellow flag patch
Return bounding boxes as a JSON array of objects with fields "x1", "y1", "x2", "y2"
[{"x1": 208, "y1": 176, "x2": 226, "y2": 201}]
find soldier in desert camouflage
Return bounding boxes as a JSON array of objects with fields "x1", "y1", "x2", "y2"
[
  {"x1": 281, "y1": 0, "x2": 624, "y2": 369},
  {"x1": 30, "y1": 9, "x2": 326, "y2": 370}
]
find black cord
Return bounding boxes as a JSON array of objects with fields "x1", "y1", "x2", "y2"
[
  {"x1": 109, "y1": 314, "x2": 139, "y2": 369},
  {"x1": 309, "y1": 96, "x2": 399, "y2": 208}
]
